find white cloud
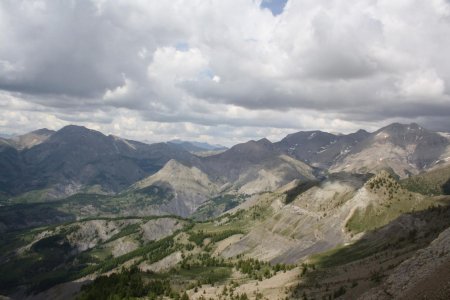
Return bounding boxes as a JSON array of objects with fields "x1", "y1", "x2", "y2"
[
  {"x1": 147, "y1": 47, "x2": 208, "y2": 82},
  {"x1": 103, "y1": 76, "x2": 135, "y2": 101},
  {"x1": 398, "y1": 70, "x2": 445, "y2": 98},
  {"x1": 0, "y1": 0, "x2": 450, "y2": 143}
]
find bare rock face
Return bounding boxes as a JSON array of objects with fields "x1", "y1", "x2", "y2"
[
  {"x1": 110, "y1": 237, "x2": 139, "y2": 257},
  {"x1": 66, "y1": 219, "x2": 139, "y2": 252},
  {"x1": 219, "y1": 178, "x2": 373, "y2": 264},
  {"x1": 139, "y1": 251, "x2": 183, "y2": 273},
  {"x1": 140, "y1": 217, "x2": 184, "y2": 242}
]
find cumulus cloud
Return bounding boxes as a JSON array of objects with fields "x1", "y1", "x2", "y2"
[{"x1": 0, "y1": 0, "x2": 449, "y2": 144}]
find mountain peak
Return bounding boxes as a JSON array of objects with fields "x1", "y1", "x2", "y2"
[
  {"x1": 408, "y1": 122, "x2": 421, "y2": 129},
  {"x1": 256, "y1": 137, "x2": 272, "y2": 145},
  {"x1": 53, "y1": 125, "x2": 106, "y2": 141},
  {"x1": 58, "y1": 124, "x2": 91, "y2": 133},
  {"x1": 379, "y1": 122, "x2": 423, "y2": 133},
  {"x1": 234, "y1": 138, "x2": 273, "y2": 150},
  {"x1": 30, "y1": 128, "x2": 55, "y2": 136},
  {"x1": 168, "y1": 140, "x2": 227, "y2": 152},
  {"x1": 355, "y1": 129, "x2": 369, "y2": 134}
]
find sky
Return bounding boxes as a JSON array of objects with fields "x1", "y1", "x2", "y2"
[{"x1": 1, "y1": 0, "x2": 450, "y2": 146}]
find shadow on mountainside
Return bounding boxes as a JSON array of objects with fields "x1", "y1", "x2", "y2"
[
  {"x1": 9, "y1": 279, "x2": 92, "y2": 300},
  {"x1": 443, "y1": 178, "x2": 450, "y2": 195},
  {"x1": 0, "y1": 203, "x2": 76, "y2": 232}
]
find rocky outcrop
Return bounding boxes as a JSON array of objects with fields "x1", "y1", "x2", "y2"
[
  {"x1": 67, "y1": 219, "x2": 140, "y2": 252},
  {"x1": 219, "y1": 178, "x2": 367, "y2": 263},
  {"x1": 140, "y1": 217, "x2": 185, "y2": 242},
  {"x1": 139, "y1": 251, "x2": 183, "y2": 273}
]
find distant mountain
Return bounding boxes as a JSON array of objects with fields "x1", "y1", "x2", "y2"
[
  {"x1": 168, "y1": 139, "x2": 227, "y2": 153},
  {"x1": 0, "y1": 128, "x2": 55, "y2": 150},
  {"x1": 201, "y1": 138, "x2": 278, "y2": 177},
  {"x1": 271, "y1": 123, "x2": 450, "y2": 178},
  {"x1": 129, "y1": 138, "x2": 315, "y2": 216},
  {"x1": 0, "y1": 133, "x2": 13, "y2": 139},
  {"x1": 2, "y1": 124, "x2": 450, "y2": 299},
  {"x1": 198, "y1": 138, "x2": 315, "y2": 193},
  {"x1": 330, "y1": 123, "x2": 450, "y2": 177},
  {"x1": 0, "y1": 125, "x2": 315, "y2": 212},
  {"x1": 274, "y1": 129, "x2": 370, "y2": 168},
  {"x1": 0, "y1": 125, "x2": 197, "y2": 198},
  {"x1": 1, "y1": 122, "x2": 449, "y2": 210},
  {"x1": 11, "y1": 128, "x2": 55, "y2": 149}
]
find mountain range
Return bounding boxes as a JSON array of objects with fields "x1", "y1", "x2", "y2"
[
  {"x1": 1, "y1": 123, "x2": 449, "y2": 209},
  {"x1": 168, "y1": 139, "x2": 227, "y2": 153},
  {"x1": 1, "y1": 122, "x2": 450, "y2": 299}
]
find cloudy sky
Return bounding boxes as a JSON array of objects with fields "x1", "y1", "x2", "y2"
[{"x1": 1, "y1": 0, "x2": 450, "y2": 145}]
